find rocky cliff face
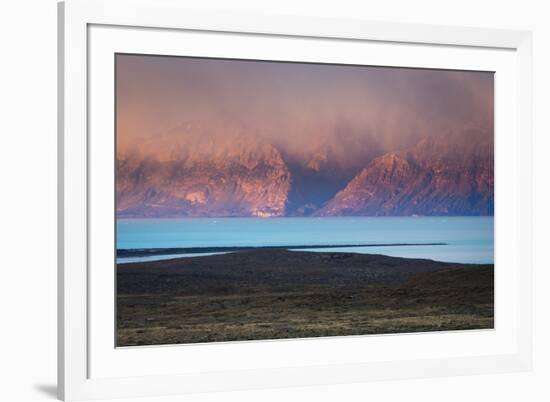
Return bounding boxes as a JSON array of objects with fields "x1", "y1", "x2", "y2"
[
  {"x1": 117, "y1": 124, "x2": 493, "y2": 218},
  {"x1": 314, "y1": 136, "x2": 493, "y2": 216},
  {"x1": 117, "y1": 127, "x2": 291, "y2": 218}
]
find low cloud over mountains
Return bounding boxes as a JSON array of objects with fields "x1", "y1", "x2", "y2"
[
  {"x1": 116, "y1": 55, "x2": 493, "y2": 217},
  {"x1": 117, "y1": 126, "x2": 493, "y2": 217}
]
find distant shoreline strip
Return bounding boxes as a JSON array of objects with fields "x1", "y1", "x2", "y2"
[{"x1": 117, "y1": 243, "x2": 447, "y2": 258}]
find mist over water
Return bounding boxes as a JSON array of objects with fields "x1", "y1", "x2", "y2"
[{"x1": 115, "y1": 56, "x2": 494, "y2": 261}]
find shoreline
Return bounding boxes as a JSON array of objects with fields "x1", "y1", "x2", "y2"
[{"x1": 117, "y1": 242, "x2": 448, "y2": 258}]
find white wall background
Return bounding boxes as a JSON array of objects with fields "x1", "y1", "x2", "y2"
[{"x1": 0, "y1": 0, "x2": 547, "y2": 401}]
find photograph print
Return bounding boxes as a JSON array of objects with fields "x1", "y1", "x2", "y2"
[{"x1": 116, "y1": 54, "x2": 494, "y2": 347}]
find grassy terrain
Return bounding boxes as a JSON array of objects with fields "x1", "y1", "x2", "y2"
[{"x1": 116, "y1": 249, "x2": 493, "y2": 346}]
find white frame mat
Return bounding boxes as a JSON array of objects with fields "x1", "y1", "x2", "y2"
[{"x1": 58, "y1": 0, "x2": 533, "y2": 400}]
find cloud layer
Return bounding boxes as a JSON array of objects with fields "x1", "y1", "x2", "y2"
[{"x1": 116, "y1": 54, "x2": 493, "y2": 166}]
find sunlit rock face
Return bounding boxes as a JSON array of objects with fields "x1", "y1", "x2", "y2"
[
  {"x1": 314, "y1": 134, "x2": 494, "y2": 216},
  {"x1": 117, "y1": 119, "x2": 493, "y2": 218},
  {"x1": 116, "y1": 124, "x2": 291, "y2": 218}
]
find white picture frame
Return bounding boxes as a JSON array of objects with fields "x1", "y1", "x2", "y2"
[{"x1": 58, "y1": 0, "x2": 533, "y2": 400}]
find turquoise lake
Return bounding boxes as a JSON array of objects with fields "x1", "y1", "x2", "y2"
[{"x1": 116, "y1": 216, "x2": 494, "y2": 264}]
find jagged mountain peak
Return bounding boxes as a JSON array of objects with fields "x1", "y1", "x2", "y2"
[
  {"x1": 117, "y1": 126, "x2": 493, "y2": 218},
  {"x1": 314, "y1": 135, "x2": 493, "y2": 216}
]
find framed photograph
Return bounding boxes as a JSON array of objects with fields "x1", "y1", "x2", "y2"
[{"x1": 58, "y1": 0, "x2": 533, "y2": 400}]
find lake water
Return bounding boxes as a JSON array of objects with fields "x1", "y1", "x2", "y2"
[{"x1": 117, "y1": 216, "x2": 494, "y2": 264}]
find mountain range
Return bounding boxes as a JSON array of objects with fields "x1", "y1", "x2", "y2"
[{"x1": 116, "y1": 129, "x2": 493, "y2": 218}]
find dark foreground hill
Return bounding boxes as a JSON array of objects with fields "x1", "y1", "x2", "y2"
[{"x1": 117, "y1": 249, "x2": 493, "y2": 346}]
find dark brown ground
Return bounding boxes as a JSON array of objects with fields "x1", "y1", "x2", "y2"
[{"x1": 116, "y1": 249, "x2": 493, "y2": 346}]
